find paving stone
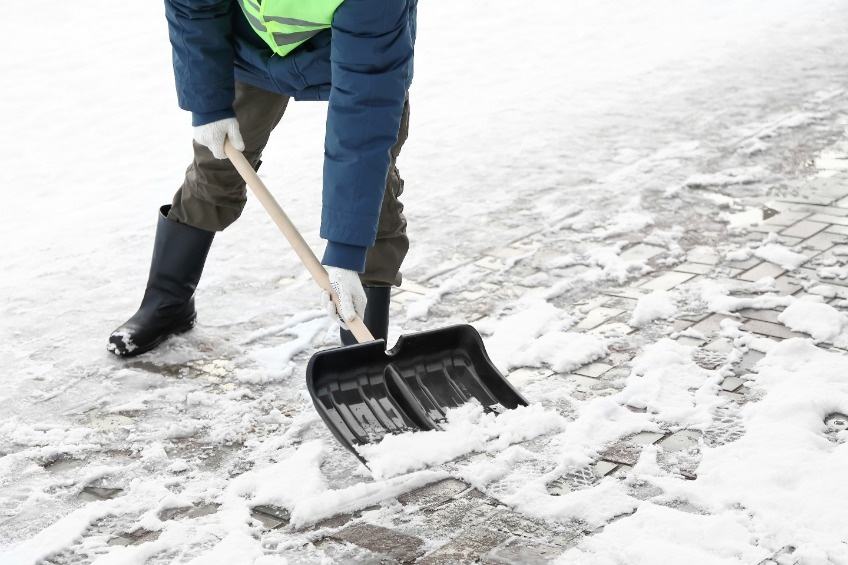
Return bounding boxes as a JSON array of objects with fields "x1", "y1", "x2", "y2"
[
  {"x1": 619, "y1": 243, "x2": 666, "y2": 262},
  {"x1": 600, "y1": 443, "x2": 642, "y2": 466},
  {"x1": 575, "y1": 307, "x2": 624, "y2": 330},
  {"x1": 603, "y1": 287, "x2": 652, "y2": 300},
  {"x1": 611, "y1": 464, "x2": 633, "y2": 477},
  {"x1": 42, "y1": 456, "x2": 87, "y2": 473},
  {"x1": 779, "y1": 219, "x2": 828, "y2": 239},
  {"x1": 825, "y1": 224, "x2": 848, "y2": 236},
  {"x1": 485, "y1": 510, "x2": 563, "y2": 541},
  {"x1": 419, "y1": 528, "x2": 511, "y2": 565},
  {"x1": 639, "y1": 271, "x2": 696, "y2": 291},
  {"x1": 484, "y1": 538, "x2": 564, "y2": 565},
  {"x1": 775, "y1": 235, "x2": 804, "y2": 247},
  {"x1": 745, "y1": 223, "x2": 784, "y2": 234},
  {"x1": 458, "y1": 488, "x2": 504, "y2": 507},
  {"x1": 507, "y1": 367, "x2": 554, "y2": 388},
  {"x1": 762, "y1": 210, "x2": 810, "y2": 227},
  {"x1": 573, "y1": 362, "x2": 613, "y2": 378},
  {"x1": 770, "y1": 275, "x2": 803, "y2": 295},
  {"x1": 795, "y1": 266, "x2": 848, "y2": 287},
  {"x1": 673, "y1": 262, "x2": 714, "y2": 275},
  {"x1": 686, "y1": 246, "x2": 721, "y2": 265},
  {"x1": 80, "y1": 486, "x2": 123, "y2": 500},
  {"x1": 312, "y1": 538, "x2": 393, "y2": 564},
  {"x1": 719, "y1": 390, "x2": 745, "y2": 402},
  {"x1": 737, "y1": 308, "x2": 783, "y2": 324},
  {"x1": 734, "y1": 350, "x2": 766, "y2": 376},
  {"x1": 186, "y1": 503, "x2": 220, "y2": 519},
  {"x1": 251, "y1": 505, "x2": 290, "y2": 529},
  {"x1": 720, "y1": 377, "x2": 747, "y2": 392},
  {"x1": 397, "y1": 478, "x2": 469, "y2": 508},
  {"x1": 737, "y1": 262, "x2": 786, "y2": 282},
  {"x1": 689, "y1": 314, "x2": 730, "y2": 339},
  {"x1": 311, "y1": 513, "x2": 357, "y2": 530},
  {"x1": 676, "y1": 336, "x2": 707, "y2": 347},
  {"x1": 671, "y1": 319, "x2": 696, "y2": 332},
  {"x1": 809, "y1": 213, "x2": 848, "y2": 227},
  {"x1": 724, "y1": 256, "x2": 761, "y2": 270},
  {"x1": 806, "y1": 175, "x2": 848, "y2": 200},
  {"x1": 331, "y1": 523, "x2": 426, "y2": 562},
  {"x1": 629, "y1": 432, "x2": 665, "y2": 445},
  {"x1": 658, "y1": 430, "x2": 702, "y2": 452},
  {"x1": 421, "y1": 497, "x2": 497, "y2": 532},
  {"x1": 703, "y1": 338, "x2": 734, "y2": 354},
  {"x1": 693, "y1": 348, "x2": 729, "y2": 370},
  {"x1": 595, "y1": 460, "x2": 619, "y2": 476},
  {"x1": 741, "y1": 319, "x2": 807, "y2": 340},
  {"x1": 588, "y1": 322, "x2": 635, "y2": 338},
  {"x1": 775, "y1": 179, "x2": 848, "y2": 206},
  {"x1": 159, "y1": 506, "x2": 193, "y2": 522},
  {"x1": 772, "y1": 200, "x2": 848, "y2": 216},
  {"x1": 562, "y1": 374, "x2": 613, "y2": 396},
  {"x1": 576, "y1": 296, "x2": 613, "y2": 311},
  {"x1": 798, "y1": 231, "x2": 848, "y2": 252}
]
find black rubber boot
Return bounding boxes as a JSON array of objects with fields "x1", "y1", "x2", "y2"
[
  {"x1": 340, "y1": 286, "x2": 392, "y2": 346},
  {"x1": 108, "y1": 205, "x2": 214, "y2": 357}
]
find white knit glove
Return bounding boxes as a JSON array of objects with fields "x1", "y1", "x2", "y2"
[
  {"x1": 193, "y1": 117, "x2": 244, "y2": 159},
  {"x1": 321, "y1": 266, "x2": 367, "y2": 329}
]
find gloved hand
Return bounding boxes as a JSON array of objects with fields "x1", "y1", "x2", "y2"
[
  {"x1": 193, "y1": 117, "x2": 244, "y2": 159},
  {"x1": 321, "y1": 266, "x2": 367, "y2": 329}
]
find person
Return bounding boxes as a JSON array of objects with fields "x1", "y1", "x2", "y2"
[{"x1": 108, "y1": 0, "x2": 417, "y2": 357}]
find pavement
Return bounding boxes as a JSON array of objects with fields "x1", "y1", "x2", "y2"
[
  {"x1": 291, "y1": 145, "x2": 848, "y2": 565},
  {"x1": 13, "y1": 141, "x2": 848, "y2": 564}
]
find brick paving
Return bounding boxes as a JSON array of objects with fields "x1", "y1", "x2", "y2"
[
  {"x1": 24, "y1": 144, "x2": 848, "y2": 565},
  {"x1": 276, "y1": 146, "x2": 848, "y2": 563}
]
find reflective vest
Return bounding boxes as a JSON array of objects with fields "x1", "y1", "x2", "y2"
[{"x1": 237, "y1": 0, "x2": 345, "y2": 57}]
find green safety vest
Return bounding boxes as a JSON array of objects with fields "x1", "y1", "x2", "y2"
[{"x1": 236, "y1": 0, "x2": 345, "y2": 57}]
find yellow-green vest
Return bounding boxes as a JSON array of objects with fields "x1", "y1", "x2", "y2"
[{"x1": 236, "y1": 0, "x2": 345, "y2": 57}]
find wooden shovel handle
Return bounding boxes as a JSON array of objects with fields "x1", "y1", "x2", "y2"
[{"x1": 224, "y1": 139, "x2": 374, "y2": 343}]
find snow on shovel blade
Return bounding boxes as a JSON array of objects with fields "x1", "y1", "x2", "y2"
[{"x1": 306, "y1": 324, "x2": 529, "y2": 464}]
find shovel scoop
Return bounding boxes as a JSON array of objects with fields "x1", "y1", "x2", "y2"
[
  {"x1": 307, "y1": 324, "x2": 528, "y2": 464},
  {"x1": 224, "y1": 141, "x2": 529, "y2": 464}
]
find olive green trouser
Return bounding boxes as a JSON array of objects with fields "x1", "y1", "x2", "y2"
[{"x1": 168, "y1": 81, "x2": 410, "y2": 287}]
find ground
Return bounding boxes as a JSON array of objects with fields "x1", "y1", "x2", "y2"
[{"x1": 2, "y1": 1, "x2": 848, "y2": 564}]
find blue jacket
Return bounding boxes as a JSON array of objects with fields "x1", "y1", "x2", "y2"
[{"x1": 165, "y1": 0, "x2": 417, "y2": 272}]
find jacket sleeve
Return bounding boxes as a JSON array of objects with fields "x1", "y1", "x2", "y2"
[
  {"x1": 165, "y1": 0, "x2": 237, "y2": 126},
  {"x1": 320, "y1": 0, "x2": 415, "y2": 272}
]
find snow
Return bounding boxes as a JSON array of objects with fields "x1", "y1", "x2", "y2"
[
  {"x1": 629, "y1": 290, "x2": 677, "y2": 327},
  {"x1": 4, "y1": 0, "x2": 848, "y2": 562}
]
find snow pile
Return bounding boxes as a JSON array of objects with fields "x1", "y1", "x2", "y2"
[
  {"x1": 754, "y1": 242, "x2": 809, "y2": 270},
  {"x1": 359, "y1": 403, "x2": 567, "y2": 479},
  {"x1": 778, "y1": 299, "x2": 848, "y2": 345},
  {"x1": 629, "y1": 290, "x2": 676, "y2": 327},
  {"x1": 478, "y1": 296, "x2": 608, "y2": 373}
]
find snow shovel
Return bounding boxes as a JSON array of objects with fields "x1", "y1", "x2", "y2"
[{"x1": 224, "y1": 140, "x2": 529, "y2": 464}]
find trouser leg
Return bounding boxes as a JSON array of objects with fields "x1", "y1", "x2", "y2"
[
  {"x1": 169, "y1": 81, "x2": 290, "y2": 232},
  {"x1": 340, "y1": 98, "x2": 410, "y2": 346},
  {"x1": 359, "y1": 97, "x2": 411, "y2": 287}
]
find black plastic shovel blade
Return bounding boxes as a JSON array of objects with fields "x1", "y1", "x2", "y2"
[{"x1": 306, "y1": 324, "x2": 528, "y2": 464}]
